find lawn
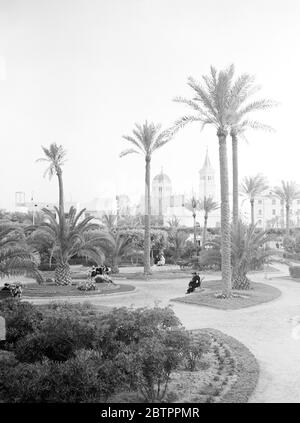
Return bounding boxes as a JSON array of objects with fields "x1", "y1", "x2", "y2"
[
  {"x1": 171, "y1": 279, "x2": 281, "y2": 310},
  {"x1": 22, "y1": 281, "x2": 135, "y2": 298}
]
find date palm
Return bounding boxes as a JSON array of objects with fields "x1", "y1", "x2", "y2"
[
  {"x1": 228, "y1": 74, "x2": 275, "y2": 228},
  {"x1": 36, "y1": 143, "x2": 67, "y2": 221},
  {"x1": 29, "y1": 207, "x2": 107, "y2": 285},
  {"x1": 231, "y1": 220, "x2": 273, "y2": 290},
  {"x1": 120, "y1": 121, "x2": 174, "y2": 275},
  {"x1": 199, "y1": 196, "x2": 219, "y2": 246},
  {"x1": 273, "y1": 181, "x2": 300, "y2": 236},
  {"x1": 240, "y1": 174, "x2": 268, "y2": 225},
  {"x1": 174, "y1": 64, "x2": 236, "y2": 296},
  {"x1": 0, "y1": 222, "x2": 42, "y2": 282},
  {"x1": 185, "y1": 196, "x2": 198, "y2": 249}
]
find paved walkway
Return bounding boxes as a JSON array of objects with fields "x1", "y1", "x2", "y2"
[{"x1": 28, "y1": 264, "x2": 300, "y2": 403}]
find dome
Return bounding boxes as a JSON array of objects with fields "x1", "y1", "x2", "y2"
[{"x1": 152, "y1": 172, "x2": 171, "y2": 185}]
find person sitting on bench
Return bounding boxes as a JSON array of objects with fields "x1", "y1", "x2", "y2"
[{"x1": 186, "y1": 272, "x2": 202, "y2": 294}]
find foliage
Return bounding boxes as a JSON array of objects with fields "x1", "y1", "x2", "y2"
[
  {"x1": 28, "y1": 206, "x2": 107, "y2": 284},
  {"x1": 0, "y1": 350, "x2": 123, "y2": 403},
  {"x1": 240, "y1": 174, "x2": 269, "y2": 200},
  {"x1": 0, "y1": 299, "x2": 43, "y2": 345},
  {"x1": 183, "y1": 333, "x2": 211, "y2": 371},
  {"x1": 0, "y1": 222, "x2": 42, "y2": 282},
  {"x1": 165, "y1": 230, "x2": 189, "y2": 263},
  {"x1": 289, "y1": 266, "x2": 300, "y2": 278},
  {"x1": 14, "y1": 314, "x2": 96, "y2": 362},
  {"x1": 77, "y1": 280, "x2": 97, "y2": 291},
  {"x1": 282, "y1": 235, "x2": 295, "y2": 253}
]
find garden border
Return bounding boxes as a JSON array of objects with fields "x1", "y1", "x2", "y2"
[{"x1": 194, "y1": 328, "x2": 259, "y2": 403}]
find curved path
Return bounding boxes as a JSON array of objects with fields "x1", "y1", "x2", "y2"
[{"x1": 29, "y1": 264, "x2": 300, "y2": 403}]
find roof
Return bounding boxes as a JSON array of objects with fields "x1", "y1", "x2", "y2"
[
  {"x1": 201, "y1": 148, "x2": 212, "y2": 170},
  {"x1": 153, "y1": 172, "x2": 171, "y2": 184}
]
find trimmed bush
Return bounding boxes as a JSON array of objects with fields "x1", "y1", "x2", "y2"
[{"x1": 289, "y1": 266, "x2": 300, "y2": 278}]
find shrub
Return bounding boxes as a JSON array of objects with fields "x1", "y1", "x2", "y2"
[
  {"x1": 96, "y1": 306, "x2": 182, "y2": 359},
  {"x1": 283, "y1": 235, "x2": 296, "y2": 253},
  {"x1": 15, "y1": 315, "x2": 96, "y2": 362},
  {"x1": 289, "y1": 266, "x2": 300, "y2": 278},
  {"x1": 184, "y1": 333, "x2": 211, "y2": 371},
  {"x1": 0, "y1": 350, "x2": 123, "y2": 403},
  {"x1": 77, "y1": 280, "x2": 97, "y2": 291},
  {"x1": 0, "y1": 299, "x2": 43, "y2": 345}
]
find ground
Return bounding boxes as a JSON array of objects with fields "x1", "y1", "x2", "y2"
[{"x1": 2, "y1": 263, "x2": 300, "y2": 403}]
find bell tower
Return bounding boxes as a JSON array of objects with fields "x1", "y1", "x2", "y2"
[{"x1": 199, "y1": 148, "x2": 216, "y2": 200}]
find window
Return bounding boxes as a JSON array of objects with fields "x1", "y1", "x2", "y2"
[
  {"x1": 258, "y1": 200, "x2": 262, "y2": 204},
  {"x1": 272, "y1": 199, "x2": 276, "y2": 205},
  {"x1": 258, "y1": 219, "x2": 262, "y2": 226},
  {"x1": 258, "y1": 209, "x2": 262, "y2": 215},
  {"x1": 272, "y1": 209, "x2": 276, "y2": 215}
]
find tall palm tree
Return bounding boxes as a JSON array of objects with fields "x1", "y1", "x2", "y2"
[
  {"x1": 198, "y1": 196, "x2": 219, "y2": 247},
  {"x1": 273, "y1": 181, "x2": 300, "y2": 236},
  {"x1": 240, "y1": 174, "x2": 268, "y2": 225},
  {"x1": 120, "y1": 121, "x2": 174, "y2": 275},
  {"x1": 174, "y1": 65, "x2": 236, "y2": 297},
  {"x1": 36, "y1": 143, "x2": 67, "y2": 221},
  {"x1": 29, "y1": 207, "x2": 107, "y2": 285},
  {"x1": 228, "y1": 74, "x2": 275, "y2": 228},
  {"x1": 185, "y1": 196, "x2": 198, "y2": 249},
  {"x1": 0, "y1": 222, "x2": 42, "y2": 283}
]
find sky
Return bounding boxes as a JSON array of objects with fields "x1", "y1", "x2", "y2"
[{"x1": 0, "y1": 0, "x2": 299, "y2": 210}]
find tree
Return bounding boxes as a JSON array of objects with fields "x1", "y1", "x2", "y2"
[
  {"x1": 231, "y1": 220, "x2": 273, "y2": 290},
  {"x1": 174, "y1": 65, "x2": 237, "y2": 297},
  {"x1": 228, "y1": 74, "x2": 275, "y2": 228},
  {"x1": 120, "y1": 121, "x2": 174, "y2": 275},
  {"x1": 166, "y1": 230, "x2": 188, "y2": 263},
  {"x1": 273, "y1": 181, "x2": 300, "y2": 236},
  {"x1": 36, "y1": 143, "x2": 67, "y2": 222},
  {"x1": 185, "y1": 197, "x2": 198, "y2": 249},
  {"x1": 0, "y1": 222, "x2": 42, "y2": 283},
  {"x1": 29, "y1": 207, "x2": 106, "y2": 285},
  {"x1": 240, "y1": 174, "x2": 268, "y2": 225},
  {"x1": 198, "y1": 196, "x2": 219, "y2": 246}
]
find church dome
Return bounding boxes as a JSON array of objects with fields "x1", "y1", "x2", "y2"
[{"x1": 153, "y1": 172, "x2": 171, "y2": 185}]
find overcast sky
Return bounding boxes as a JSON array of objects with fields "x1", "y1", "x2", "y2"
[{"x1": 0, "y1": 0, "x2": 299, "y2": 210}]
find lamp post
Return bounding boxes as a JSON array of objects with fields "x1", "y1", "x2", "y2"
[{"x1": 191, "y1": 196, "x2": 197, "y2": 250}]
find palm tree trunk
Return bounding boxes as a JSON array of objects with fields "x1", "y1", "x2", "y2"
[
  {"x1": 193, "y1": 212, "x2": 197, "y2": 248},
  {"x1": 144, "y1": 156, "x2": 151, "y2": 275},
  {"x1": 231, "y1": 132, "x2": 239, "y2": 228},
  {"x1": 217, "y1": 128, "x2": 231, "y2": 297},
  {"x1": 55, "y1": 261, "x2": 72, "y2": 285},
  {"x1": 57, "y1": 170, "x2": 65, "y2": 220},
  {"x1": 286, "y1": 204, "x2": 290, "y2": 236},
  {"x1": 250, "y1": 199, "x2": 254, "y2": 225},
  {"x1": 203, "y1": 214, "x2": 208, "y2": 247}
]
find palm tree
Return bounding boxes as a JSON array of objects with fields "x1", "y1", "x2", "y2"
[
  {"x1": 198, "y1": 196, "x2": 219, "y2": 247},
  {"x1": 240, "y1": 174, "x2": 268, "y2": 225},
  {"x1": 231, "y1": 220, "x2": 273, "y2": 290},
  {"x1": 29, "y1": 207, "x2": 107, "y2": 285},
  {"x1": 0, "y1": 222, "x2": 42, "y2": 283},
  {"x1": 273, "y1": 181, "x2": 300, "y2": 236},
  {"x1": 120, "y1": 121, "x2": 174, "y2": 275},
  {"x1": 174, "y1": 65, "x2": 237, "y2": 297},
  {"x1": 228, "y1": 74, "x2": 275, "y2": 227},
  {"x1": 185, "y1": 196, "x2": 198, "y2": 249},
  {"x1": 36, "y1": 143, "x2": 67, "y2": 221},
  {"x1": 167, "y1": 230, "x2": 188, "y2": 263}
]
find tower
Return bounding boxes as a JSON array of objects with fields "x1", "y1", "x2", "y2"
[{"x1": 199, "y1": 148, "x2": 217, "y2": 200}]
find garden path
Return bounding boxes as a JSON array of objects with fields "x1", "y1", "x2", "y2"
[{"x1": 28, "y1": 263, "x2": 300, "y2": 403}]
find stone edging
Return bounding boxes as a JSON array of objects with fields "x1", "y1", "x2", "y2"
[
  {"x1": 191, "y1": 328, "x2": 259, "y2": 403},
  {"x1": 22, "y1": 286, "x2": 137, "y2": 301}
]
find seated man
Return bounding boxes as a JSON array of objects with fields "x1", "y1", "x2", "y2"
[{"x1": 186, "y1": 272, "x2": 201, "y2": 294}]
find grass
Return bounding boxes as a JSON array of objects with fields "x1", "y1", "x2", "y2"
[
  {"x1": 171, "y1": 279, "x2": 281, "y2": 310},
  {"x1": 22, "y1": 281, "x2": 135, "y2": 298}
]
